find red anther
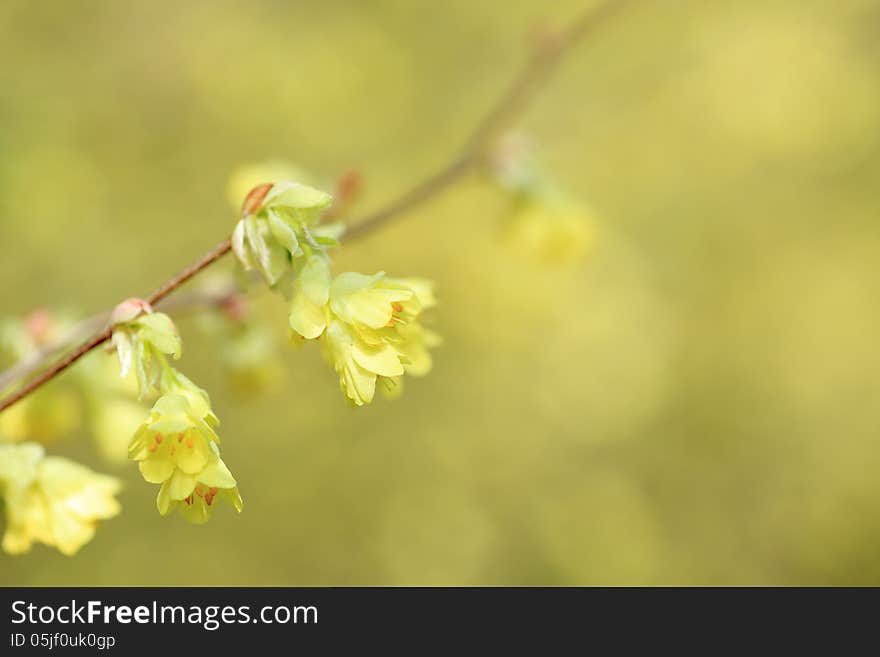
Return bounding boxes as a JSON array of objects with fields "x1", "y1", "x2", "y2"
[{"x1": 154, "y1": 434, "x2": 163, "y2": 444}]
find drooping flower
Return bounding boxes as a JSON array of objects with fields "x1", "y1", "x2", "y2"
[
  {"x1": 109, "y1": 298, "x2": 182, "y2": 398},
  {"x1": 231, "y1": 180, "x2": 342, "y2": 292},
  {"x1": 289, "y1": 258, "x2": 440, "y2": 406},
  {"x1": 192, "y1": 275, "x2": 284, "y2": 396},
  {"x1": 0, "y1": 443, "x2": 121, "y2": 556},
  {"x1": 488, "y1": 132, "x2": 594, "y2": 264},
  {"x1": 504, "y1": 192, "x2": 594, "y2": 265},
  {"x1": 128, "y1": 378, "x2": 241, "y2": 523}
]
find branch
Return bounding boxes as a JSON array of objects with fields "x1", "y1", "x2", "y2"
[
  {"x1": 0, "y1": 0, "x2": 634, "y2": 414},
  {"x1": 347, "y1": 0, "x2": 633, "y2": 239}
]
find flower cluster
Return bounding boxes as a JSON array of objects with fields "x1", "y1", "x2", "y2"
[
  {"x1": 0, "y1": 443, "x2": 121, "y2": 555},
  {"x1": 128, "y1": 382, "x2": 241, "y2": 523},
  {"x1": 230, "y1": 175, "x2": 441, "y2": 407},
  {"x1": 111, "y1": 299, "x2": 241, "y2": 523},
  {"x1": 489, "y1": 133, "x2": 594, "y2": 264},
  {"x1": 289, "y1": 256, "x2": 439, "y2": 406}
]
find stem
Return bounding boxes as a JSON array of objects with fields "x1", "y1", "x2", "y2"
[
  {"x1": 145, "y1": 239, "x2": 232, "y2": 307},
  {"x1": 0, "y1": 0, "x2": 635, "y2": 414},
  {"x1": 0, "y1": 241, "x2": 234, "y2": 413}
]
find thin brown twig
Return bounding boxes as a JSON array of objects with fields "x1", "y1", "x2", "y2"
[
  {"x1": 0, "y1": 286, "x2": 241, "y2": 395},
  {"x1": 0, "y1": 0, "x2": 633, "y2": 414},
  {"x1": 0, "y1": 241, "x2": 235, "y2": 412},
  {"x1": 0, "y1": 314, "x2": 108, "y2": 393},
  {"x1": 347, "y1": 0, "x2": 633, "y2": 239}
]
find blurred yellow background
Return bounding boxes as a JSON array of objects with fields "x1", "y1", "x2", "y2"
[{"x1": 2, "y1": 0, "x2": 880, "y2": 585}]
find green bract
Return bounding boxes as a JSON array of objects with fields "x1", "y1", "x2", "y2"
[
  {"x1": 109, "y1": 300, "x2": 182, "y2": 399},
  {"x1": 231, "y1": 180, "x2": 341, "y2": 293}
]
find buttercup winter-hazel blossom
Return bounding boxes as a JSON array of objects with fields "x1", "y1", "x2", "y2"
[{"x1": 0, "y1": 443, "x2": 121, "y2": 555}]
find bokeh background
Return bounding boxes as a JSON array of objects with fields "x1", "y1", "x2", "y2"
[{"x1": 2, "y1": 0, "x2": 880, "y2": 585}]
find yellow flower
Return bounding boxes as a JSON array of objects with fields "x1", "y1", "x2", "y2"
[
  {"x1": 505, "y1": 194, "x2": 593, "y2": 264},
  {"x1": 0, "y1": 443, "x2": 121, "y2": 556},
  {"x1": 128, "y1": 385, "x2": 241, "y2": 523},
  {"x1": 289, "y1": 257, "x2": 440, "y2": 405},
  {"x1": 191, "y1": 280, "x2": 284, "y2": 397},
  {"x1": 486, "y1": 134, "x2": 594, "y2": 265}
]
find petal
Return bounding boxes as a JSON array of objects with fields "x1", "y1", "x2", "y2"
[
  {"x1": 151, "y1": 393, "x2": 189, "y2": 417},
  {"x1": 330, "y1": 273, "x2": 413, "y2": 329},
  {"x1": 199, "y1": 457, "x2": 237, "y2": 489},
  {"x1": 289, "y1": 293, "x2": 327, "y2": 340},
  {"x1": 156, "y1": 480, "x2": 173, "y2": 515},
  {"x1": 222, "y1": 487, "x2": 243, "y2": 512},
  {"x1": 173, "y1": 433, "x2": 212, "y2": 475},
  {"x1": 386, "y1": 277, "x2": 436, "y2": 309},
  {"x1": 397, "y1": 340, "x2": 433, "y2": 376},
  {"x1": 298, "y1": 255, "x2": 331, "y2": 305},
  {"x1": 352, "y1": 340, "x2": 404, "y2": 377},
  {"x1": 179, "y1": 498, "x2": 211, "y2": 524},
  {"x1": 138, "y1": 457, "x2": 175, "y2": 484},
  {"x1": 341, "y1": 360, "x2": 376, "y2": 406},
  {"x1": 168, "y1": 469, "x2": 197, "y2": 500},
  {"x1": 330, "y1": 271, "x2": 383, "y2": 301}
]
